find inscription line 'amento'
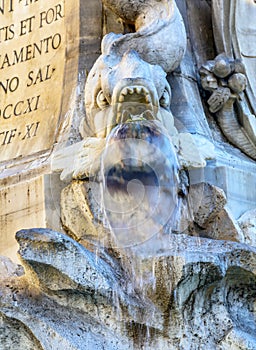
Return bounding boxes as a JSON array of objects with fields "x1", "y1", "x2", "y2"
[{"x1": 0, "y1": 33, "x2": 61, "y2": 70}]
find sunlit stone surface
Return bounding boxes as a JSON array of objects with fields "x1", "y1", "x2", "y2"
[
  {"x1": 0, "y1": 0, "x2": 78, "y2": 162},
  {"x1": 0, "y1": 0, "x2": 79, "y2": 258},
  {"x1": 0, "y1": 0, "x2": 256, "y2": 349}
]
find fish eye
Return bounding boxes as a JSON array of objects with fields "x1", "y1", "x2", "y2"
[
  {"x1": 159, "y1": 88, "x2": 171, "y2": 110},
  {"x1": 96, "y1": 90, "x2": 109, "y2": 109}
]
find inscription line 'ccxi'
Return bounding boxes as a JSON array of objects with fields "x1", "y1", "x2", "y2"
[{"x1": 0, "y1": 95, "x2": 40, "y2": 119}]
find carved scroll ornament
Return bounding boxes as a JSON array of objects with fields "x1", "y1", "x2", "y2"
[{"x1": 211, "y1": 0, "x2": 256, "y2": 159}]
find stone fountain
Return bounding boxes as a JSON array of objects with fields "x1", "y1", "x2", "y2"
[{"x1": 1, "y1": 1, "x2": 256, "y2": 349}]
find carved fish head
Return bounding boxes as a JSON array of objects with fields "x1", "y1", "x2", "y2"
[
  {"x1": 83, "y1": 49, "x2": 175, "y2": 138},
  {"x1": 82, "y1": 48, "x2": 181, "y2": 242}
]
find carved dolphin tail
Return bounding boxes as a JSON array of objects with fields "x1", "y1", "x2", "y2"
[
  {"x1": 83, "y1": 0, "x2": 187, "y2": 136},
  {"x1": 102, "y1": 0, "x2": 187, "y2": 73}
]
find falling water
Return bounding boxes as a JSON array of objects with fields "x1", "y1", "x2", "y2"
[{"x1": 100, "y1": 119, "x2": 181, "y2": 249}]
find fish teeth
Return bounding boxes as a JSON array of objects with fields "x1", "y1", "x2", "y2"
[
  {"x1": 119, "y1": 95, "x2": 125, "y2": 102},
  {"x1": 145, "y1": 93, "x2": 151, "y2": 103},
  {"x1": 118, "y1": 85, "x2": 152, "y2": 100},
  {"x1": 122, "y1": 88, "x2": 128, "y2": 96}
]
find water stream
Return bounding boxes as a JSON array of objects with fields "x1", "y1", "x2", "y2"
[{"x1": 100, "y1": 120, "x2": 181, "y2": 249}]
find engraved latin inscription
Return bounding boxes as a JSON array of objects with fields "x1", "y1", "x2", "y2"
[{"x1": 0, "y1": 0, "x2": 66, "y2": 161}]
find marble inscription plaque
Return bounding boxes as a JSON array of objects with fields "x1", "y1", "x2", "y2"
[{"x1": 0, "y1": 0, "x2": 79, "y2": 163}]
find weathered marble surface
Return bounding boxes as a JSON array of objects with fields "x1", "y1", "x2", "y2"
[
  {"x1": 0, "y1": 176, "x2": 46, "y2": 263},
  {"x1": 0, "y1": 0, "x2": 80, "y2": 260},
  {"x1": 1, "y1": 229, "x2": 256, "y2": 349},
  {"x1": 1, "y1": 0, "x2": 256, "y2": 349},
  {"x1": 52, "y1": 5, "x2": 256, "y2": 349}
]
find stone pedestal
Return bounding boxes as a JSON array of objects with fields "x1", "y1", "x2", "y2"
[
  {"x1": 0, "y1": 172, "x2": 66, "y2": 263},
  {"x1": 190, "y1": 148, "x2": 256, "y2": 220},
  {"x1": 0, "y1": 176, "x2": 45, "y2": 262},
  {"x1": 0, "y1": 0, "x2": 80, "y2": 261}
]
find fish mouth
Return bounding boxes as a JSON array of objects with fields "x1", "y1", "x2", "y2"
[{"x1": 112, "y1": 81, "x2": 159, "y2": 126}]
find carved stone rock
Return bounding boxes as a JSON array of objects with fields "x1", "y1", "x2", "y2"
[
  {"x1": 1, "y1": 0, "x2": 256, "y2": 349},
  {"x1": 238, "y1": 209, "x2": 256, "y2": 247},
  {"x1": 1, "y1": 229, "x2": 256, "y2": 349}
]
